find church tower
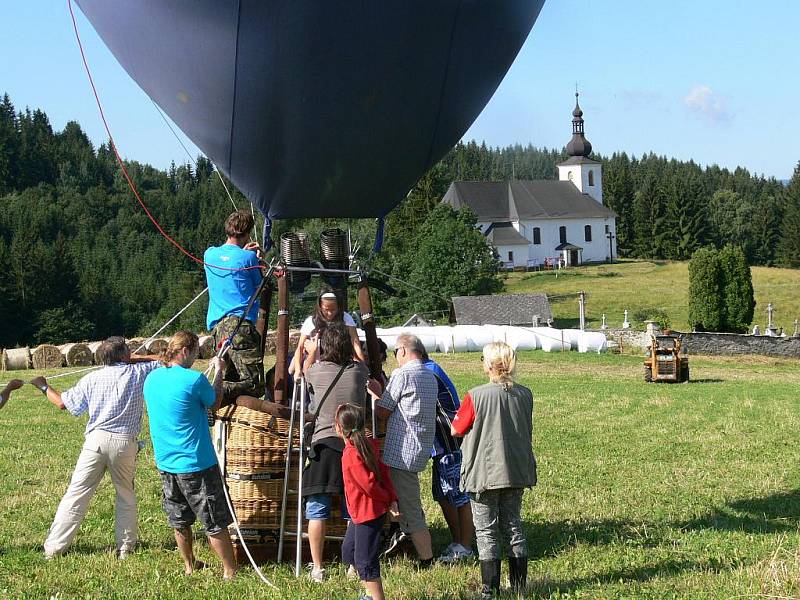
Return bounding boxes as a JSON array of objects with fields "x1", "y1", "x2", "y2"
[{"x1": 557, "y1": 92, "x2": 603, "y2": 204}]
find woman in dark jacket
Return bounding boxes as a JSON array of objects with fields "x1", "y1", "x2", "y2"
[{"x1": 302, "y1": 322, "x2": 369, "y2": 582}]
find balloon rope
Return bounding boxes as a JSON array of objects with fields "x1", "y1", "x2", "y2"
[
  {"x1": 67, "y1": 0, "x2": 260, "y2": 273},
  {"x1": 150, "y1": 100, "x2": 265, "y2": 248}
]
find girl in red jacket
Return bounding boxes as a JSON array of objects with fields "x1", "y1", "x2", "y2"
[{"x1": 335, "y1": 403, "x2": 399, "y2": 600}]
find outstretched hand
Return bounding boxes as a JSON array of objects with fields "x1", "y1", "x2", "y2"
[
  {"x1": 29, "y1": 376, "x2": 47, "y2": 389},
  {"x1": 5, "y1": 379, "x2": 24, "y2": 391}
]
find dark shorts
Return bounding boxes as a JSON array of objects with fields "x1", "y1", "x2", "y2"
[
  {"x1": 342, "y1": 514, "x2": 386, "y2": 581},
  {"x1": 432, "y1": 451, "x2": 470, "y2": 508},
  {"x1": 159, "y1": 466, "x2": 233, "y2": 535}
]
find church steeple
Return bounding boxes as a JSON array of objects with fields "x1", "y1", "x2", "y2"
[
  {"x1": 557, "y1": 91, "x2": 603, "y2": 204},
  {"x1": 566, "y1": 92, "x2": 593, "y2": 158}
]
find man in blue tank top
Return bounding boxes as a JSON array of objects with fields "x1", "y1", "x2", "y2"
[{"x1": 204, "y1": 210, "x2": 265, "y2": 407}]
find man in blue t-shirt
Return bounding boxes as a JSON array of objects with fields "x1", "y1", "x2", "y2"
[
  {"x1": 204, "y1": 210, "x2": 265, "y2": 406},
  {"x1": 144, "y1": 331, "x2": 236, "y2": 580},
  {"x1": 421, "y1": 350, "x2": 475, "y2": 563}
]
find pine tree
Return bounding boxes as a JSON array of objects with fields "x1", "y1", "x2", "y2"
[{"x1": 777, "y1": 162, "x2": 800, "y2": 267}]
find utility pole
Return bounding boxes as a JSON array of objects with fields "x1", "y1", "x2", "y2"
[{"x1": 578, "y1": 290, "x2": 586, "y2": 331}]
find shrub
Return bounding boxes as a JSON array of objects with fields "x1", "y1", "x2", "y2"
[
  {"x1": 688, "y1": 245, "x2": 755, "y2": 333},
  {"x1": 718, "y1": 245, "x2": 755, "y2": 333},
  {"x1": 631, "y1": 307, "x2": 672, "y2": 330},
  {"x1": 688, "y1": 247, "x2": 723, "y2": 332}
]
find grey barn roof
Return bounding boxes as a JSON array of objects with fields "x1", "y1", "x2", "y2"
[
  {"x1": 452, "y1": 293, "x2": 552, "y2": 326},
  {"x1": 442, "y1": 180, "x2": 616, "y2": 220}
]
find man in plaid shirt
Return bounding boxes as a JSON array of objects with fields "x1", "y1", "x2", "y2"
[
  {"x1": 31, "y1": 337, "x2": 159, "y2": 559},
  {"x1": 370, "y1": 333, "x2": 438, "y2": 568}
]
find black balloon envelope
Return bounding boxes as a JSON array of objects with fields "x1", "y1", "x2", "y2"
[{"x1": 75, "y1": 0, "x2": 545, "y2": 220}]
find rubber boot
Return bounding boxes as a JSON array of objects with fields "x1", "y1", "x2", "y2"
[
  {"x1": 480, "y1": 559, "x2": 501, "y2": 598},
  {"x1": 508, "y1": 556, "x2": 528, "y2": 593}
]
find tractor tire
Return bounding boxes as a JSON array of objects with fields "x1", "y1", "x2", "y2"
[
  {"x1": 644, "y1": 365, "x2": 653, "y2": 383},
  {"x1": 681, "y1": 365, "x2": 690, "y2": 383}
]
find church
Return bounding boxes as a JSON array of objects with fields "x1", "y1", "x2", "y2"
[{"x1": 441, "y1": 93, "x2": 618, "y2": 269}]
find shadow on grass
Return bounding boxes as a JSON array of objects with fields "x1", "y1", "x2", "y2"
[
  {"x1": 525, "y1": 558, "x2": 710, "y2": 598},
  {"x1": 687, "y1": 378, "x2": 725, "y2": 384},
  {"x1": 678, "y1": 490, "x2": 800, "y2": 534},
  {"x1": 7, "y1": 537, "x2": 174, "y2": 557}
]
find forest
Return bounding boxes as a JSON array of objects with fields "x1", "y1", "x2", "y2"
[{"x1": 1, "y1": 92, "x2": 799, "y2": 347}]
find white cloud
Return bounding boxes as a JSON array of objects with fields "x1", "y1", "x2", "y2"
[{"x1": 683, "y1": 85, "x2": 732, "y2": 124}]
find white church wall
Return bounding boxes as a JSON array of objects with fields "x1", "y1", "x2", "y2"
[
  {"x1": 519, "y1": 217, "x2": 617, "y2": 264},
  {"x1": 495, "y1": 244, "x2": 528, "y2": 268}
]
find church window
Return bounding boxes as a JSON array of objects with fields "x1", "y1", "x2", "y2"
[
  {"x1": 559, "y1": 226, "x2": 567, "y2": 244},
  {"x1": 585, "y1": 225, "x2": 592, "y2": 242},
  {"x1": 533, "y1": 227, "x2": 541, "y2": 245},
  {"x1": 588, "y1": 170, "x2": 595, "y2": 186},
  {"x1": 508, "y1": 251, "x2": 514, "y2": 262}
]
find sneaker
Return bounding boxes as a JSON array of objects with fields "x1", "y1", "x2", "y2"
[
  {"x1": 438, "y1": 543, "x2": 474, "y2": 564},
  {"x1": 346, "y1": 564, "x2": 359, "y2": 580},
  {"x1": 381, "y1": 530, "x2": 408, "y2": 558},
  {"x1": 437, "y1": 542, "x2": 459, "y2": 561},
  {"x1": 309, "y1": 567, "x2": 325, "y2": 583}
]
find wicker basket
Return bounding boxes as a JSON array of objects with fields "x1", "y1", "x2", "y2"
[{"x1": 226, "y1": 446, "x2": 287, "y2": 474}]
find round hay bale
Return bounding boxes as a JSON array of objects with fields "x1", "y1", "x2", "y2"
[
  {"x1": 2, "y1": 347, "x2": 31, "y2": 370},
  {"x1": 263, "y1": 331, "x2": 277, "y2": 356},
  {"x1": 87, "y1": 341, "x2": 103, "y2": 364},
  {"x1": 59, "y1": 343, "x2": 93, "y2": 367},
  {"x1": 198, "y1": 335, "x2": 215, "y2": 359},
  {"x1": 127, "y1": 338, "x2": 148, "y2": 356},
  {"x1": 145, "y1": 338, "x2": 168, "y2": 355},
  {"x1": 288, "y1": 329, "x2": 301, "y2": 355},
  {"x1": 32, "y1": 344, "x2": 64, "y2": 369}
]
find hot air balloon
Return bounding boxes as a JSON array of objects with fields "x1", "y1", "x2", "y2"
[
  {"x1": 72, "y1": 0, "x2": 547, "y2": 573},
  {"x1": 75, "y1": 0, "x2": 545, "y2": 220}
]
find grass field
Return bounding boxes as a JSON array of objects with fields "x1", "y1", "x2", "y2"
[
  {"x1": 3, "y1": 351, "x2": 800, "y2": 599},
  {"x1": 501, "y1": 259, "x2": 800, "y2": 332}
]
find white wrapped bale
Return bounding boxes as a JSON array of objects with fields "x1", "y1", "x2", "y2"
[
  {"x1": 2, "y1": 347, "x2": 31, "y2": 370},
  {"x1": 504, "y1": 327, "x2": 539, "y2": 351},
  {"x1": 537, "y1": 328, "x2": 570, "y2": 352},
  {"x1": 577, "y1": 332, "x2": 608, "y2": 353}
]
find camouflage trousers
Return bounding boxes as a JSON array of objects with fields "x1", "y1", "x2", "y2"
[{"x1": 212, "y1": 316, "x2": 265, "y2": 405}]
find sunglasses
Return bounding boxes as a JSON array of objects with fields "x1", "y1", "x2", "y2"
[{"x1": 393, "y1": 346, "x2": 405, "y2": 358}]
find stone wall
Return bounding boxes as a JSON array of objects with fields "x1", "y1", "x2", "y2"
[
  {"x1": 682, "y1": 332, "x2": 800, "y2": 357},
  {"x1": 592, "y1": 327, "x2": 800, "y2": 357},
  {"x1": 590, "y1": 328, "x2": 650, "y2": 352}
]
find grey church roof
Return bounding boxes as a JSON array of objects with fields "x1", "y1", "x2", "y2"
[
  {"x1": 442, "y1": 180, "x2": 616, "y2": 220},
  {"x1": 485, "y1": 223, "x2": 529, "y2": 245},
  {"x1": 452, "y1": 293, "x2": 552, "y2": 326}
]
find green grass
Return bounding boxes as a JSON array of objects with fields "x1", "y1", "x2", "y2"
[
  {"x1": 501, "y1": 259, "x2": 800, "y2": 331},
  {"x1": 3, "y1": 352, "x2": 800, "y2": 598}
]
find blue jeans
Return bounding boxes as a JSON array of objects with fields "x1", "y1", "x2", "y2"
[{"x1": 304, "y1": 493, "x2": 350, "y2": 520}]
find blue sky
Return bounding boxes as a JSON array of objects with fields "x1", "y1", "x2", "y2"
[{"x1": 3, "y1": 1, "x2": 798, "y2": 179}]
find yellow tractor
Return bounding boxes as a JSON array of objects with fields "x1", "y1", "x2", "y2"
[{"x1": 644, "y1": 334, "x2": 689, "y2": 383}]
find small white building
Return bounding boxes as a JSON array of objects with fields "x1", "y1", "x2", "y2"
[{"x1": 442, "y1": 93, "x2": 618, "y2": 269}]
